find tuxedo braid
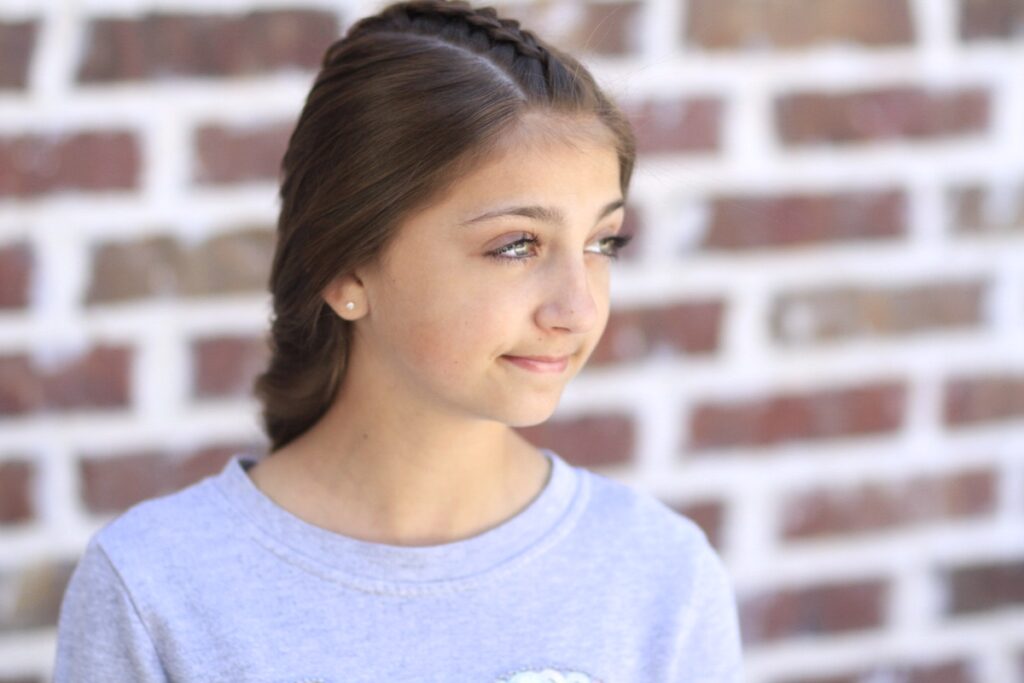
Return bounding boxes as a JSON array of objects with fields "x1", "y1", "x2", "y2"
[{"x1": 329, "y1": 0, "x2": 555, "y2": 88}]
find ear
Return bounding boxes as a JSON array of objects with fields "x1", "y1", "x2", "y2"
[{"x1": 321, "y1": 272, "x2": 366, "y2": 320}]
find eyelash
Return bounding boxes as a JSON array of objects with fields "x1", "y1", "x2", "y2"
[{"x1": 486, "y1": 232, "x2": 634, "y2": 265}]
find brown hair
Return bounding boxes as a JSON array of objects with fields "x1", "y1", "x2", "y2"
[{"x1": 253, "y1": 0, "x2": 637, "y2": 453}]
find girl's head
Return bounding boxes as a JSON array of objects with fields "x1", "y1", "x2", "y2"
[{"x1": 254, "y1": 0, "x2": 637, "y2": 453}]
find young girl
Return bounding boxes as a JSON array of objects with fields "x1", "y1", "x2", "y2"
[{"x1": 53, "y1": 1, "x2": 743, "y2": 680}]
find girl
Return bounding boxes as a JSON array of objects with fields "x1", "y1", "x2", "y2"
[{"x1": 53, "y1": 1, "x2": 744, "y2": 680}]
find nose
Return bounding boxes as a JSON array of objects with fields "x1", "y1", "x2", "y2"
[{"x1": 535, "y1": 255, "x2": 603, "y2": 334}]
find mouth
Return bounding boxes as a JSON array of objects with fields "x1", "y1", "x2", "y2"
[{"x1": 500, "y1": 354, "x2": 571, "y2": 373}]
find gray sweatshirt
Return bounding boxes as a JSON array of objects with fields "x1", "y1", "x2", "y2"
[{"x1": 53, "y1": 448, "x2": 744, "y2": 682}]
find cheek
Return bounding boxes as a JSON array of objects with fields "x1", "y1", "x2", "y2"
[
  {"x1": 586, "y1": 305, "x2": 612, "y2": 356},
  {"x1": 392, "y1": 290, "x2": 509, "y2": 371}
]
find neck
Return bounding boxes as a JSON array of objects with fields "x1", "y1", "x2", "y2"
[{"x1": 250, "y1": 378, "x2": 551, "y2": 547}]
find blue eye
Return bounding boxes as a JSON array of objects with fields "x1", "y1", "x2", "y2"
[
  {"x1": 488, "y1": 233, "x2": 539, "y2": 262},
  {"x1": 592, "y1": 234, "x2": 633, "y2": 258},
  {"x1": 486, "y1": 232, "x2": 633, "y2": 264}
]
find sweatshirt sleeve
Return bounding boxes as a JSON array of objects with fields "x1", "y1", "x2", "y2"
[
  {"x1": 673, "y1": 535, "x2": 746, "y2": 682},
  {"x1": 52, "y1": 537, "x2": 169, "y2": 682}
]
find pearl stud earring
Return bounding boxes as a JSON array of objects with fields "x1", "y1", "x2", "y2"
[{"x1": 345, "y1": 301, "x2": 355, "y2": 311}]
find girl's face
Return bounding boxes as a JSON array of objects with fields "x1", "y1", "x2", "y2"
[{"x1": 336, "y1": 116, "x2": 626, "y2": 427}]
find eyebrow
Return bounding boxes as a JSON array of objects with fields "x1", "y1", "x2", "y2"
[{"x1": 459, "y1": 198, "x2": 626, "y2": 228}]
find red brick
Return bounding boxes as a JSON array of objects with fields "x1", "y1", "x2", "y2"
[
  {"x1": 0, "y1": 131, "x2": 139, "y2": 198},
  {"x1": 85, "y1": 235, "x2": 182, "y2": 304},
  {"x1": 739, "y1": 578, "x2": 887, "y2": 644},
  {"x1": 686, "y1": 0, "x2": 914, "y2": 50},
  {"x1": 780, "y1": 468, "x2": 996, "y2": 539},
  {"x1": 702, "y1": 189, "x2": 905, "y2": 250},
  {"x1": 622, "y1": 98, "x2": 723, "y2": 155},
  {"x1": 0, "y1": 459, "x2": 35, "y2": 525},
  {"x1": 772, "y1": 660, "x2": 973, "y2": 683},
  {"x1": 943, "y1": 557, "x2": 1024, "y2": 614},
  {"x1": 78, "y1": 450, "x2": 163, "y2": 513},
  {"x1": 943, "y1": 373, "x2": 1024, "y2": 426},
  {"x1": 179, "y1": 227, "x2": 275, "y2": 296},
  {"x1": 667, "y1": 498, "x2": 725, "y2": 550},
  {"x1": 85, "y1": 227, "x2": 274, "y2": 304},
  {"x1": 772, "y1": 675, "x2": 857, "y2": 683},
  {"x1": 496, "y1": 1, "x2": 644, "y2": 56},
  {"x1": 959, "y1": 0, "x2": 1024, "y2": 40},
  {"x1": 0, "y1": 21, "x2": 37, "y2": 90},
  {"x1": 0, "y1": 354, "x2": 43, "y2": 415},
  {"x1": 589, "y1": 300, "x2": 724, "y2": 366},
  {"x1": 187, "y1": 443, "x2": 260, "y2": 478},
  {"x1": 904, "y1": 662, "x2": 976, "y2": 683},
  {"x1": 688, "y1": 381, "x2": 906, "y2": 451},
  {"x1": 77, "y1": 11, "x2": 339, "y2": 83},
  {"x1": 0, "y1": 346, "x2": 132, "y2": 415},
  {"x1": 79, "y1": 444, "x2": 244, "y2": 514},
  {"x1": 572, "y1": 1, "x2": 644, "y2": 55},
  {"x1": 0, "y1": 560, "x2": 75, "y2": 631},
  {"x1": 0, "y1": 242, "x2": 33, "y2": 309},
  {"x1": 770, "y1": 280, "x2": 986, "y2": 343},
  {"x1": 42, "y1": 345, "x2": 131, "y2": 411},
  {"x1": 776, "y1": 87, "x2": 990, "y2": 145},
  {"x1": 949, "y1": 182, "x2": 1024, "y2": 234},
  {"x1": 194, "y1": 122, "x2": 292, "y2": 185},
  {"x1": 192, "y1": 334, "x2": 270, "y2": 399},
  {"x1": 515, "y1": 413, "x2": 634, "y2": 467}
]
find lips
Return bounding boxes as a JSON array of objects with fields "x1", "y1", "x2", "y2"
[{"x1": 501, "y1": 354, "x2": 571, "y2": 373}]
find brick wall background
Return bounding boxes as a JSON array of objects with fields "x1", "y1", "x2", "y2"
[{"x1": 1, "y1": 0, "x2": 1023, "y2": 680}]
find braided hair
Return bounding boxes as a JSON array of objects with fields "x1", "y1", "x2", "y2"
[{"x1": 253, "y1": 0, "x2": 637, "y2": 453}]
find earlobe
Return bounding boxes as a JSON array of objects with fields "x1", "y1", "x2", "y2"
[{"x1": 322, "y1": 273, "x2": 365, "y2": 320}]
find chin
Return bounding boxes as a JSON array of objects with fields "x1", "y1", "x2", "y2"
[
  {"x1": 497, "y1": 397, "x2": 563, "y2": 428},
  {"x1": 504, "y1": 414, "x2": 555, "y2": 429}
]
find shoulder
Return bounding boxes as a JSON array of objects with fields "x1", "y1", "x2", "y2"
[
  {"x1": 575, "y1": 466, "x2": 718, "y2": 574},
  {"x1": 89, "y1": 468, "x2": 236, "y2": 580},
  {"x1": 573, "y1": 474, "x2": 746, "y2": 678},
  {"x1": 565, "y1": 465, "x2": 740, "y2": 634}
]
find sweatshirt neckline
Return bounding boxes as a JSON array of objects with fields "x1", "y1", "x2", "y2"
[{"x1": 211, "y1": 447, "x2": 586, "y2": 592}]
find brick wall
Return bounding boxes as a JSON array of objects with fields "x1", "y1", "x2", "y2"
[{"x1": 1, "y1": 0, "x2": 1022, "y2": 681}]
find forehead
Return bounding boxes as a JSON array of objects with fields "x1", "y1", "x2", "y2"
[
  {"x1": 375, "y1": 114, "x2": 622, "y2": 271},
  {"x1": 487, "y1": 112, "x2": 619, "y2": 175},
  {"x1": 502, "y1": 110, "x2": 618, "y2": 155},
  {"x1": 448, "y1": 113, "x2": 621, "y2": 207}
]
